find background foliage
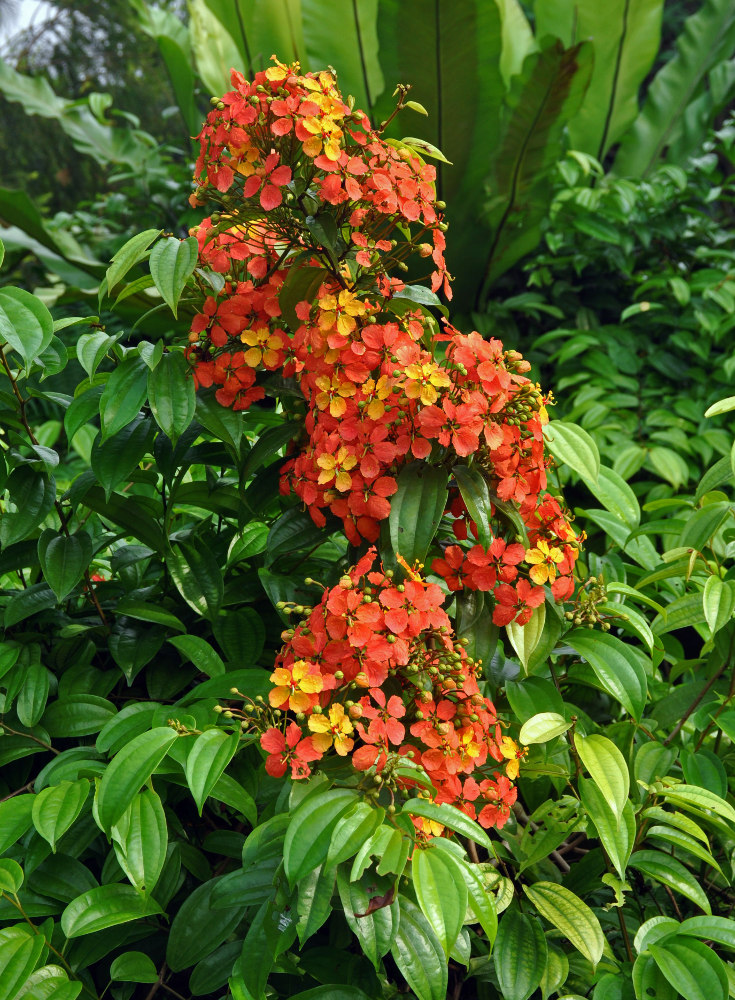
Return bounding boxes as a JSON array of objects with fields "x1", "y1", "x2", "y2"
[{"x1": 1, "y1": 2, "x2": 735, "y2": 1000}]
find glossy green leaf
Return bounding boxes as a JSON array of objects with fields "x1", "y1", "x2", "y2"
[
  {"x1": 99, "y1": 357, "x2": 149, "y2": 439},
  {"x1": 327, "y1": 802, "x2": 385, "y2": 867},
  {"x1": 567, "y1": 629, "x2": 647, "y2": 719},
  {"x1": 524, "y1": 881, "x2": 604, "y2": 965},
  {"x1": 167, "y1": 876, "x2": 247, "y2": 971},
  {"x1": 0, "y1": 858, "x2": 23, "y2": 893},
  {"x1": 388, "y1": 461, "x2": 448, "y2": 566},
  {"x1": 167, "y1": 540, "x2": 224, "y2": 621},
  {"x1": 412, "y1": 845, "x2": 467, "y2": 956},
  {"x1": 542, "y1": 420, "x2": 600, "y2": 484},
  {"x1": 104, "y1": 229, "x2": 160, "y2": 295},
  {"x1": 402, "y1": 798, "x2": 492, "y2": 850},
  {"x1": 649, "y1": 937, "x2": 727, "y2": 1000},
  {"x1": 148, "y1": 350, "x2": 196, "y2": 443},
  {"x1": 588, "y1": 464, "x2": 641, "y2": 528},
  {"x1": 0, "y1": 933, "x2": 46, "y2": 1000},
  {"x1": 679, "y1": 915, "x2": 735, "y2": 950},
  {"x1": 661, "y1": 783, "x2": 735, "y2": 825},
  {"x1": 111, "y1": 788, "x2": 168, "y2": 896},
  {"x1": 519, "y1": 712, "x2": 571, "y2": 745},
  {"x1": 0, "y1": 794, "x2": 35, "y2": 854},
  {"x1": 168, "y1": 635, "x2": 225, "y2": 677},
  {"x1": 0, "y1": 466, "x2": 56, "y2": 549},
  {"x1": 96, "y1": 726, "x2": 178, "y2": 831},
  {"x1": 76, "y1": 331, "x2": 115, "y2": 379},
  {"x1": 110, "y1": 951, "x2": 158, "y2": 984},
  {"x1": 336, "y1": 866, "x2": 398, "y2": 969},
  {"x1": 703, "y1": 576, "x2": 735, "y2": 636},
  {"x1": 61, "y1": 883, "x2": 162, "y2": 937},
  {"x1": 506, "y1": 602, "x2": 546, "y2": 673},
  {"x1": 37, "y1": 529, "x2": 93, "y2": 601},
  {"x1": 185, "y1": 728, "x2": 240, "y2": 815},
  {"x1": 149, "y1": 236, "x2": 197, "y2": 318},
  {"x1": 32, "y1": 779, "x2": 89, "y2": 852},
  {"x1": 452, "y1": 464, "x2": 494, "y2": 547},
  {"x1": 629, "y1": 850, "x2": 711, "y2": 913},
  {"x1": 16, "y1": 657, "x2": 50, "y2": 727},
  {"x1": 0, "y1": 286, "x2": 54, "y2": 368},
  {"x1": 284, "y1": 788, "x2": 357, "y2": 886},
  {"x1": 575, "y1": 732, "x2": 630, "y2": 819},
  {"x1": 391, "y1": 896, "x2": 447, "y2": 1000},
  {"x1": 493, "y1": 908, "x2": 547, "y2": 1000}
]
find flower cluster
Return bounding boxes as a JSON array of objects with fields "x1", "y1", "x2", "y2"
[
  {"x1": 252, "y1": 551, "x2": 519, "y2": 829},
  {"x1": 184, "y1": 58, "x2": 582, "y2": 829}
]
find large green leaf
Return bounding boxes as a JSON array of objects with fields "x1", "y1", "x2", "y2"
[
  {"x1": 493, "y1": 908, "x2": 547, "y2": 1000},
  {"x1": 185, "y1": 728, "x2": 241, "y2": 814},
  {"x1": 283, "y1": 788, "x2": 357, "y2": 885},
  {"x1": 32, "y1": 779, "x2": 89, "y2": 852},
  {"x1": 149, "y1": 236, "x2": 198, "y2": 318},
  {"x1": 412, "y1": 845, "x2": 467, "y2": 957},
  {"x1": 61, "y1": 884, "x2": 162, "y2": 937},
  {"x1": 566, "y1": 629, "x2": 648, "y2": 719},
  {"x1": 535, "y1": 0, "x2": 664, "y2": 158},
  {"x1": 0, "y1": 287, "x2": 54, "y2": 369},
  {"x1": 388, "y1": 461, "x2": 448, "y2": 567},
  {"x1": 524, "y1": 881, "x2": 604, "y2": 965},
  {"x1": 167, "y1": 877, "x2": 247, "y2": 971},
  {"x1": 649, "y1": 937, "x2": 727, "y2": 1000},
  {"x1": 575, "y1": 732, "x2": 630, "y2": 820},
  {"x1": 580, "y1": 778, "x2": 635, "y2": 878},
  {"x1": 96, "y1": 727, "x2": 179, "y2": 831},
  {"x1": 37, "y1": 529, "x2": 93, "y2": 601},
  {"x1": 372, "y1": 0, "x2": 505, "y2": 305},
  {"x1": 111, "y1": 788, "x2": 168, "y2": 895},
  {"x1": 613, "y1": 0, "x2": 735, "y2": 175},
  {"x1": 391, "y1": 896, "x2": 447, "y2": 1000},
  {"x1": 189, "y1": 0, "x2": 306, "y2": 95},
  {"x1": 148, "y1": 351, "x2": 196, "y2": 444},
  {"x1": 479, "y1": 38, "x2": 593, "y2": 298},
  {"x1": 301, "y1": 0, "x2": 383, "y2": 112},
  {"x1": 629, "y1": 850, "x2": 711, "y2": 913}
]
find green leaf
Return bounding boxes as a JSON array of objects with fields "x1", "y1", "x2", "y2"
[
  {"x1": 542, "y1": 419, "x2": 600, "y2": 484},
  {"x1": 647, "y1": 446, "x2": 689, "y2": 490},
  {"x1": 703, "y1": 577, "x2": 735, "y2": 636},
  {"x1": 412, "y1": 845, "x2": 467, "y2": 956},
  {"x1": 37, "y1": 529, "x2": 92, "y2": 601},
  {"x1": 105, "y1": 229, "x2": 161, "y2": 296},
  {"x1": 295, "y1": 863, "x2": 337, "y2": 945},
  {"x1": 705, "y1": 395, "x2": 735, "y2": 418},
  {"x1": 519, "y1": 712, "x2": 571, "y2": 745},
  {"x1": 614, "y1": 0, "x2": 735, "y2": 176},
  {"x1": 278, "y1": 265, "x2": 328, "y2": 331},
  {"x1": 661, "y1": 783, "x2": 735, "y2": 825},
  {"x1": 0, "y1": 933, "x2": 46, "y2": 1000},
  {"x1": 567, "y1": 629, "x2": 647, "y2": 719},
  {"x1": 524, "y1": 881, "x2": 604, "y2": 966},
  {"x1": 99, "y1": 357, "x2": 148, "y2": 439},
  {"x1": 678, "y1": 502, "x2": 732, "y2": 552},
  {"x1": 649, "y1": 938, "x2": 727, "y2": 1000},
  {"x1": 430, "y1": 841, "x2": 497, "y2": 943},
  {"x1": 493, "y1": 908, "x2": 547, "y2": 1000},
  {"x1": 506, "y1": 603, "x2": 546, "y2": 674},
  {"x1": 402, "y1": 798, "x2": 492, "y2": 850},
  {"x1": 388, "y1": 461, "x2": 448, "y2": 566},
  {"x1": 588, "y1": 464, "x2": 640, "y2": 529},
  {"x1": 327, "y1": 802, "x2": 385, "y2": 867},
  {"x1": 76, "y1": 331, "x2": 115, "y2": 379},
  {"x1": 91, "y1": 415, "x2": 153, "y2": 499},
  {"x1": 111, "y1": 788, "x2": 168, "y2": 895},
  {"x1": 337, "y1": 867, "x2": 398, "y2": 969},
  {"x1": 0, "y1": 794, "x2": 35, "y2": 853},
  {"x1": 166, "y1": 876, "x2": 246, "y2": 972},
  {"x1": 147, "y1": 351, "x2": 196, "y2": 443},
  {"x1": 110, "y1": 951, "x2": 158, "y2": 984},
  {"x1": 148, "y1": 236, "x2": 198, "y2": 318},
  {"x1": 575, "y1": 732, "x2": 630, "y2": 820},
  {"x1": 629, "y1": 850, "x2": 711, "y2": 913},
  {"x1": 0, "y1": 466, "x2": 56, "y2": 548},
  {"x1": 679, "y1": 915, "x2": 735, "y2": 950},
  {"x1": 0, "y1": 286, "x2": 54, "y2": 368},
  {"x1": 32, "y1": 779, "x2": 89, "y2": 852},
  {"x1": 96, "y1": 726, "x2": 179, "y2": 831},
  {"x1": 582, "y1": 779, "x2": 635, "y2": 878},
  {"x1": 647, "y1": 824, "x2": 722, "y2": 873},
  {"x1": 0, "y1": 858, "x2": 23, "y2": 893},
  {"x1": 391, "y1": 896, "x2": 447, "y2": 1000},
  {"x1": 185, "y1": 729, "x2": 240, "y2": 815},
  {"x1": 167, "y1": 540, "x2": 224, "y2": 621},
  {"x1": 168, "y1": 635, "x2": 225, "y2": 677},
  {"x1": 42, "y1": 695, "x2": 116, "y2": 738},
  {"x1": 452, "y1": 464, "x2": 494, "y2": 547},
  {"x1": 536, "y1": 0, "x2": 664, "y2": 159},
  {"x1": 116, "y1": 600, "x2": 185, "y2": 633},
  {"x1": 16, "y1": 657, "x2": 50, "y2": 727},
  {"x1": 284, "y1": 788, "x2": 357, "y2": 885},
  {"x1": 61, "y1": 883, "x2": 162, "y2": 937}
]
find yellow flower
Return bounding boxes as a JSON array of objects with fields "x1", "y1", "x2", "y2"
[
  {"x1": 265, "y1": 57, "x2": 296, "y2": 82},
  {"x1": 363, "y1": 376, "x2": 393, "y2": 420},
  {"x1": 308, "y1": 703, "x2": 354, "y2": 756},
  {"x1": 269, "y1": 660, "x2": 323, "y2": 713},
  {"x1": 240, "y1": 327, "x2": 284, "y2": 368},
  {"x1": 499, "y1": 735, "x2": 527, "y2": 781},
  {"x1": 403, "y1": 362, "x2": 451, "y2": 406},
  {"x1": 314, "y1": 374, "x2": 356, "y2": 417},
  {"x1": 415, "y1": 816, "x2": 444, "y2": 838},
  {"x1": 316, "y1": 447, "x2": 357, "y2": 492},
  {"x1": 318, "y1": 290, "x2": 367, "y2": 337},
  {"x1": 525, "y1": 538, "x2": 564, "y2": 585}
]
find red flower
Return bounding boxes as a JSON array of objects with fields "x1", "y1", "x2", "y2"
[{"x1": 260, "y1": 723, "x2": 321, "y2": 778}]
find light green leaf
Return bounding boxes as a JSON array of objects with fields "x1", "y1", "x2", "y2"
[
  {"x1": 97, "y1": 726, "x2": 179, "y2": 831},
  {"x1": 168, "y1": 635, "x2": 225, "y2": 677},
  {"x1": 629, "y1": 850, "x2": 711, "y2": 913},
  {"x1": 519, "y1": 712, "x2": 571, "y2": 745},
  {"x1": 524, "y1": 881, "x2": 604, "y2": 965},
  {"x1": 32, "y1": 779, "x2": 89, "y2": 851},
  {"x1": 283, "y1": 788, "x2": 357, "y2": 885},
  {"x1": 649, "y1": 937, "x2": 727, "y2": 1000},
  {"x1": 493, "y1": 908, "x2": 547, "y2": 1000},
  {"x1": 402, "y1": 798, "x2": 492, "y2": 851},
  {"x1": 148, "y1": 236, "x2": 198, "y2": 318},
  {"x1": 575, "y1": 732, "x2": 630, "y2": 820},
  {"x1": 0, "y1": 286, "x2": 54, "y2": 369},
  {"x1": 580, "y1": 779, "x2": 635, "y2": 878},
  {"x1": 61, "y1": 883, "x2": 162, "y2": 937},
  {"x1": 567, "y1": 629, "x2": 648, "y2": 719},
  {"x1": 661, "y1": 783, "x2": 735, "y2": 826},
  {"x1": 111, "y1": 788, "x2": 168, "y2": 896},
  {"x1": 506, "y1": 602, "x2": 546, "y2": 674},
  {"x1": 542, "y1": 420, "x2": 600, "y2": 484},
  {"x1": 185, "y1": 729, "x2": 240, "y2": 815},
  {"x1": 412, "y1": 845, "x2": 467, "y2": 956},
  {"x1": 703, "y1": 577, "x2": 735, "y2": 636},
  {"x1": 105, "y1": 229, "x2": 161, "y2": 296},
  {"x1": 391, "y1": 896, "x2": 447, "y2": 1000}
]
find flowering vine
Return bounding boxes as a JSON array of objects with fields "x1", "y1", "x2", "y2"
[{"x1": 185, "y1": 57, "x2": 583, "y2": 832}]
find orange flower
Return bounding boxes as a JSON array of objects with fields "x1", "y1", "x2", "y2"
[{"x1": 268, "y1": 660, "x2": 323, "y2": 713}]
